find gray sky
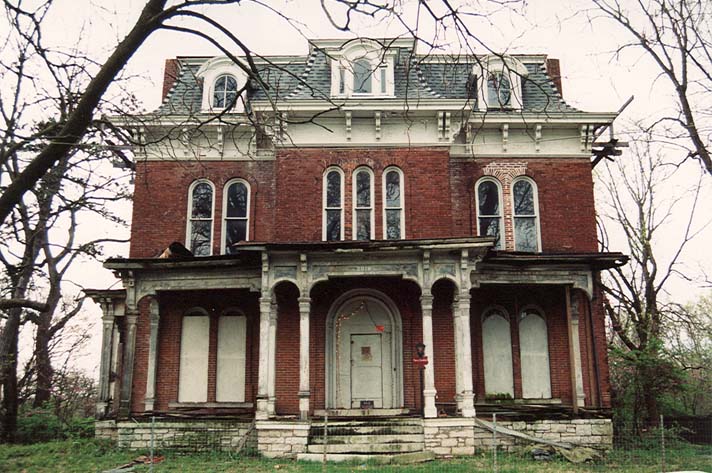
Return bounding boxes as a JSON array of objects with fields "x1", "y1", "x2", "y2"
[{"x1": 23, "y1": 0, "x2": 711, "y2": 376}]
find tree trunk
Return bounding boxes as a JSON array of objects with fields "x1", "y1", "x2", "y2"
[
  {"x1": 0, "y1": 307, "x2": 22, "y2": 442},
  {"x1": 32, "y1": 322, "x2": 53, "y2": 408}
]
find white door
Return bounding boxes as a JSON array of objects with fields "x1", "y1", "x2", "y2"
[{"x1": 350, "y1": 334, "x2": 384, "y2": 408}]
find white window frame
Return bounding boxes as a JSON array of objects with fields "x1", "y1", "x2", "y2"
[
  {"x1": 382, "y1": 166, "x2": 405, "y2": 240},
  {"x1": 510, "y1": 176, "x2": 541, "y2": 252},
  {"x1": 323, "y1": 166, "x2": 345, "y2": 241},
  {"x1": 352, "y1": 166, "x2": 375, "y2": 240},
  {"x1": 212, "y1": 73, "x2": 239, "y2": 110},
  {"x1": 186, "y1": 179, "x2": 215, "y2": 256},
  {"x1": 475, "y1": 177, "x2": 504, "y2": 250},
  {"x1": 221, "y1": 178, "x2": 251, "y2": 254}
]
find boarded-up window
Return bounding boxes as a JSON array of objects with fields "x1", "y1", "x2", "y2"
[
  {"x1": 482, "y1": 308, "x2": 514, "y2": 397},
  {"x1": 383, "y1": 167, "x2": 404, "y2": 240},
  {"x1": 178, "y1": 312, "x2": 210, "y2": 402},
  {"x1": 216, "y1": 314, "x2": 247, "y2": 402},
  {"x1": 519, "y1": 309, "x2": 551, "y2": 398}
]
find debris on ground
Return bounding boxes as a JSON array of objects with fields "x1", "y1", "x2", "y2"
[{"x1": 102, "y1": 454, "x2": 165, "y2": 472}]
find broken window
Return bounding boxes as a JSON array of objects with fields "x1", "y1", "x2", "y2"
[
  {"x1": 324, "y1": 167, "x2": 344, "y2": 241},
  {"x1": 223, "y1": 179, "x2": 249, "y2": 254},
  {"x1": 353, "y1": 167, "x2": 373, "y2": 240},
  {"x1": 476, "y1": 178, "x2": 503, "y2": 250},
  {"x1": 512, "y1": 177, "x2": 540, "y2": 252},
  {"x1": 383, "y1": 167, "x2": 404, "y2": 240}
]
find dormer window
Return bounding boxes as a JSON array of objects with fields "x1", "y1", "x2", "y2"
[
  {"x1": 213, "y1": 74, "x2": 238, "y2": 109},
  {"x1": 196, "y1": 57, "x2": 248, "y2": 113},
  {"x1": 487, "y1": 72, "x2": 512, "y2": 109},
  {"x1": 474, "y1": 55, "x2": 527, "y2": 111},
  {"x1": 329, "y1": 39, "x2": 396, "y2": 98}
]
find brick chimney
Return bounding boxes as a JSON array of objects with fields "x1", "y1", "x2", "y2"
[
  {"x1": 161, "y1": 58, "x2": 180, "y2": 102},
  {"x1": 546, "y1": 58, "x2": 563, "y2": 98}
]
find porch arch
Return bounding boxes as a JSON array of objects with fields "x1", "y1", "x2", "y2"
[{"x1": 325, "y1": 288, "x2": 404, "y2": 409}]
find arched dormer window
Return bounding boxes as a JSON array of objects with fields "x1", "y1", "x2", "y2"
[
  {"x1": 187, "y1": 180, "x2": 215, "y2": 256},
  {"x1": 196, "y1": 56, "x2": 248, "y2": 113},
  {"x1": 383, "y1": 167, "x2": 405, "y2": 240},
  {"x1": 323, "y1": 167, "x2": 344, "y2": 241},
  {"x1": 511, "y1": 177, "x2": 540, "y2": 252},
  {"x1": 476, "y1": 177, "x2": 504, "y2": 250},
  {"x1": 328, "y1": 38, "x2": 400, "y2": 98},
  {"x1": 473, "y1": 55, "x2": 527, "y2": 111},
  {"x1": 352, "y1": 167, "x2": 374, "y2": 240},
  {"x1": 213, "y1": 74, "x2": 238, "y2": 109},
  {"x1": 222, "y1": 179, "x2": 250, "y2": 254}
]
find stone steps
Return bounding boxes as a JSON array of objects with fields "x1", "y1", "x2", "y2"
[{"x1": 306, "y1": 418, "x2": 424, "y2": 456}]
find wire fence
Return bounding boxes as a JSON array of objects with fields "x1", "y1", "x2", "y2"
[{"x1": 118, "y1": 414, "x2": 711, "y2": 473}]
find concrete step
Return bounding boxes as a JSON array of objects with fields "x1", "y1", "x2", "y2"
[
  {"x1": 306, "y1": 442, "x2": 423, "y2": 454},
  {"x1": 297, "y1": 451, "x2": 436, "y2": 464},
  {"x1": 309, "y1": 433, "x2": 424, "y2": 445},
  {"x1": 309, "y1": 424, "x2": 423, "y2": 436}
]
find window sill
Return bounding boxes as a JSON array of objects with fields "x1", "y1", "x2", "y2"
[{"x1": 168, "y1": 402, "x2": 254, "y2": 409}]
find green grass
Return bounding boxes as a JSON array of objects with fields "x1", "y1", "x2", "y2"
[{"x1": 0, "y1": 439, "x2": 709, "y2": 472}]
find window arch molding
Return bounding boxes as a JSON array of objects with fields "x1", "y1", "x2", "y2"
[
  {"x1": 184, "y1": 306, "x2": 210, "y2": 317},
  {"x1": 352, "y1": 166, "x2": 375, "y2": 241},
  {"x1": 511, "y1": 176, "x2": 541, "y2": 252},
  {"x1": 186, "y1": 179, "x2": 215, "y2": 256},
  {"x1": 323, "y1": 166, "x2": 345, "y2": 241},
  {"x1": 382, "y1": 166, "x2": 405, "y2": 240},
  {"x1": 196, "y1": 56, "x2": 249, "y2": 112},
  {"x1": 475, "y1": 176, "x2": 504, "y2": 250},
  {"x1": 221, "y1": 178, "x2": 251, "y2": 254}
]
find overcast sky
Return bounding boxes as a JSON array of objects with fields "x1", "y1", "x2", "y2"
[{"x1": 19, "y1": 0, "x2": 711, "y2": 376}]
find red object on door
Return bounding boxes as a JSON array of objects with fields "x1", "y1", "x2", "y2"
[
  {"x1": 375, "y1": 325, "x2": 385, "y2": 332},
  {"x1": 412, "y1": 356, "x2": 428, "y2": 366}
]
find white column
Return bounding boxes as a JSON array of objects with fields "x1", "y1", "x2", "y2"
[
  {"x1": 420, "y1": 292, "x2": 437, "y2": 418},
  {"x1": 267, "y1": 302, "x2": 278, "y2": 416},
  {"x1": 144, "y1": 299, "x2": 160, "y2": 411},
  {"x1": 565, "y1": 286, "x2": 580, "y2": 413},
  {"x1": 119, "y1": 310, "x2": 138, "y2": 417},
  {"x1": 256, "y1": 296, "x2": 271, "y2": 419},
  {"x1": 454, "y1": 291, "x2": 476, "y2": 417},
  {"x1": 298, "y1": 297, "x2": 311, "y2": 420},
  {"x1": 96, "y1": 304, "x2": 115, "y2": 418},
  {"x1": 570, "y1": 292, "x2": 586, "y2": 407}
]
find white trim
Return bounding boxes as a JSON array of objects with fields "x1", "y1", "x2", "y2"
[
  {"x1": 186, "y1": 179, "x2": 215, "y2": 256},
  {"x1": 221, "y1": 178, "x2": 251, "y2": 254},
  {"x1": 510, "y1": 176, "x2": 542, "y2": 252},
  {"x1": 351, "y1": 166, "x2": 375, "y2": 240},
  {"x1": 322, "y1": 166, "x2": 345, "y2": 241},
  {"x1": 382, "y1": 166, "x2": 405, "y2": 240},
  {"x1": 195, "y1": 56, "x2": 248, "y2": 113},
  {"x1": 329, "y1": 41, "x2": 396, "y2": 99},
  {"x1": 473, "y1": 55, "x2": 528, "y2": 112},
  {"x1": 474, "y1": 177, "x2": 504, "y2": 250}
]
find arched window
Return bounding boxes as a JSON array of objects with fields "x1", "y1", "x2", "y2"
[
  {"x1": 213, "y1": 74, "x2": 238, "y2": 108},
  {"x1": 383, "y1": 167, "x2": 405, "y2": 239},
  {"x1": 353, "y1": 59, "x2": 372, "y2": 94},
  {"x1": 178, "y1": 308, "x2": 210, "y2": 402},
  {"x1": 323, "y1": 167, "x2": 344, "y2": 241},
  {"x1": 512, "y1": 177, "x2": 540, "y2": 252},
  {"x1": 352, "y1": 167, "x2": 374, "y2": 240},
  {"x1": 476, "y1": 178, "x2": 503, "y2": 250},
  {"x1": 222, "y1": 179, "x2": 250, "y2": 254},
  {"x1": 482, "y1": 307, "x2": 514, "y2": 397},
  {"x1": 187, "y1": 180, "x2": 214, "y2": 256},
  {"x1": 519, "y1": 307, "x2": 551, "y2": 399},
  {"x1": 216, "y1": 309, "x2": 247, "y2": 402},
  {"x1": 487, "y1": 72, "x2": 512, "y2": 108}
]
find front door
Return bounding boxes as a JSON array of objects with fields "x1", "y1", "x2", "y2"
[{"x1": 350, "y1": 334, "x2": 384, "y2": 408}]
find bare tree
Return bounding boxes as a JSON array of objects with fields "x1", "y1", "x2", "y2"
[
  {"x1": 597, "y1": 127, "x2": 709, "y2": 428},
  {"x1": 590, "y1": 0, "x2": 712, "y2": 176}
]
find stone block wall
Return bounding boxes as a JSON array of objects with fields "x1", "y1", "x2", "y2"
[
  {"x1": 424, "y1": 418, "x2": 476, "y2": 456},
  {"x1": 96, "y1": 419, "x2": 255, "y2": 452},
  {"x1": 255, "y1": 421, "x2": 310, "y2": 459}
]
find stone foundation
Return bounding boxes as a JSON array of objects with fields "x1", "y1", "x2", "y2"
[
  {"x1": 424, "y1": 418, "x2": 612, "y2": 456},
  {"x1": 95, "y1": 419, "x2": 255, "y2": 452},
  {"x1": 255, "y1": 421, "x2": 310, "y2": 458}
]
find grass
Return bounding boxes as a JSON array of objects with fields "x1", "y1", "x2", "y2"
[{"x1": 0, "y1": 439, "x2": 709, "y2": 472}]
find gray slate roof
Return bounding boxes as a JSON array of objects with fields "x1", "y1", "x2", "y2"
[{"x1": 158, "y1": 48, "x2": 578, "y2": 114}]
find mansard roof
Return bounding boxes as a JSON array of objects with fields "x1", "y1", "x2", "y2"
[{"x1": 158, "y1": 43, "x2": 578, "y2": 115}]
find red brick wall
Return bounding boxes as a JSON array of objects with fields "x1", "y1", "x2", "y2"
[{"x1": 130, "y1": 161, "x2": 276, "y2": 257}]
